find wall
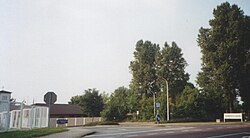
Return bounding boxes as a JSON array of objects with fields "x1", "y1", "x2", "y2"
[
  {"x1": 8, "y1": 106, "x2": 49, "y2": 129},
  {"x1": 49, "y1": 117, "x2": 102, "y2": 128}
]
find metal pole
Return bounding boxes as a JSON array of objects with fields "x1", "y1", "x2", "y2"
[
  {"x1": 153, "y1": 93, "x2": 155, "y2": 117},
  {"x1": 19, "y1": 101, "x2": 24, "y2": 129},
  {"x1": 166, "y1": 80, "x2": 169, "y2": 121}
]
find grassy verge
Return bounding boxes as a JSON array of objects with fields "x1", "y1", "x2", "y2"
[
  {"x1": 84, "y1": 121, "x2": 119, "y2": 126},
  {"x1": 0, "y1": 128, "x2": 68, "y2": 138}
]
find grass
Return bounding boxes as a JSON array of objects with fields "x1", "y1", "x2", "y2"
[
  {"x1": 83, "y1": 121, "x2": 119, "y2": 126},
  {"x1": 0, "y1": 128, "x2": 68, "y2": 138}
]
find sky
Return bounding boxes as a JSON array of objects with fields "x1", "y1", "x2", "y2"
[{"x1": 0, "y1": 0, "x2": 249, "y2": 104}]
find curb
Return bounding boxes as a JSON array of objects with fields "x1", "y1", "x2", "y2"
[{"x1": 80, "y1": 131, "x2": 96, "y2": 137}]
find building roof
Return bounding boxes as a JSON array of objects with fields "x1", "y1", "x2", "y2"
[
  {"x1": 10, "y1": 104, "x2": 31, "y2": 111},
  {"x1": 50, "y1": 104, "x2": 83, "y2": 115},
  {"x1": 0, "y1": 90, "x2": 12, "y2": 94},
  {"x1": 34, "y1": 103, "x2": 84, "y2": 116}
]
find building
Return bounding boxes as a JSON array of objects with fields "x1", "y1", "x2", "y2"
[
  {"x1": 0, "y1": 90, "x2": 11, "y2": 129},
  {"x1": 0, "y1": 90, "x2": 11, "y2": 112},
  {"x1": 34, "y1": 103, "x2": 85, "y2": 118},
  {"x1": 34, "y1": 103, "x2": 102, "y2": 128}
]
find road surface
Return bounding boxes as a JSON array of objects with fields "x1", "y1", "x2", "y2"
[{"x1": 83, "y1": 123, "x2": 250, "y2": 138}]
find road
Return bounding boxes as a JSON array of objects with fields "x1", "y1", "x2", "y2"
[{"x1": 83, "y1": 124, "x2": 250, "y2": 138}]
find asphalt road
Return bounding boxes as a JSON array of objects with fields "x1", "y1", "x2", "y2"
[{"x1": 84, "y1": 124, "x2": 250, "y2": 138}]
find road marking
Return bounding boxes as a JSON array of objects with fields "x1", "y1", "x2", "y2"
[
  {"x1": 193, "y1": 129, "x2": 203, "y2": 131},
  {"x1": 85, "y1": 127, "x2": 194, "y2": 137},
  {"x1": 147, "y1": 133, "x2": 158, "y2": 135},
  {"x1": 125, "y1": 134, "x2": 138, "y2": 137},
  {"x1": 107, "y1": 128, "x2": 128, "y2": 131},
  {"x1": 181, "y1": 130, "x2": 191, "y2": 132},
  {"x1": 206, "y1": 132, "x2": 249, "y2": 138},
  {"x1": 165, "y1": 131, "x2": 175, "y2": 134}
]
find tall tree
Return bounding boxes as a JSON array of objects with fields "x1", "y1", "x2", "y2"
[
  {"x1": 129, "y1": 40, "x2": 160, "y2": 98},
  {"x1": 240, "y1": 15, "x2": 250, "y2": 114},
  {"x1": 157, "y1": 42, "x2": 189, "y2": 102},
  {"x1": 197, "y1": 2, "x2": 250, "y2": 112}
]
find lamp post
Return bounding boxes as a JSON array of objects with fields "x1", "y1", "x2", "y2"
[
  {"x1": 162, "y1": 78, "x2": 169, "y2": 121},
  {"x1": 166, "y1": 80, "x2": 169, "y2": 121},
  {"x1": 149, "y1": 82, "x2": 156, "y2": 117}
]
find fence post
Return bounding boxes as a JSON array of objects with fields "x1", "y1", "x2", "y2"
[{"x1": 56, "y1": 118, "x2": 58, "y2": 128}]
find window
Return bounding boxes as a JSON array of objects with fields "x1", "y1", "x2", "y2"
[{"x1": 2, "y1": 95, "x2": 7, "y2": 101}]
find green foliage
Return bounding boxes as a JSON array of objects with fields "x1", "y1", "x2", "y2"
[
  {"x1": 68, "y1": 95, "x2": 81, "y2": 105},
  {"x1": 173, "y1": 86, "x2": 225, "y2": 121},
  {"x1": 129, "y1": 40, "x2": 190, "y2": 121},
  {"x1": 197, "y1": 2, "x2": 250, "y2": 113},
  {"x1": 0, "y1": 128, "x2": 68, "y2": 138},
  {"x1": 69, "y1": 88, "x2": 104, "y2": 117},
  {"x1": 139, "y1": 94, "x2": 154, "y2": 121},
  {"x1": 157, "y1": 42, "x2": 189, "y2": 103},
  {"x1": 129, "y1": 40, "x2": 160, "y2": 98},
  {"x1": 83, "y1": 121, "x2": 119, "y2": 126},
  {"x1": 158, "y1": 91, "x2": 166, "y2": 121},
  {"x1": 101, "y1": 87, "x2": 130, "y2": 121}
]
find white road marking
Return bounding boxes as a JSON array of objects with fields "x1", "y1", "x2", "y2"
[
  {"x1": 147, "y1": 133, "x2": 158, "y2": 135},
  {"x1": 85, "y1": 127, "x2": 194, "y2": 137},
  {"x1": 165, "y1": 131, "x2": 175, "y2": 134},
  {"x1": 107, "y1": 128, "x2": 128, "y2": 131},
  {"x1": 242, "y1": 136, "x2": 250, "y2": 138},
  {"x1": 181, "y1": 130, "x2": 191, "y2": 132},
  {"x1": 193, "y1": 129, "x2": 203, "y2": 131},
  {"x1": 125, "y1": 134, "x2": 138, "y2": 137},
  {"x1": 206, "y1": 132, "x2": 249, "y2": 138}
]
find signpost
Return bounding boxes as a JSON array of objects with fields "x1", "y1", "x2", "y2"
[
  {"x1": 155, "y1": 102, "x2": 160, "y2": 108},
  {"x1": 44, "y1": 92, "x2": 57, "y2": 127},
  {"x1": 44, "y1": 92, "x2": 57, "y2": 105}
]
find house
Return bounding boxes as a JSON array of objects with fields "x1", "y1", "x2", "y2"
[{"x1": 34, "y1": 103, "x2": 85, "y2": 118}]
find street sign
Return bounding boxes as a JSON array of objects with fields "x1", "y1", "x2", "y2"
[
  {"x1": 57, "y1": 119, "x2": 68, "y2": 124},
  {"x1": 155, "y1": 102, "x2": 160, "y2": 108},
  {"x1": 44, "y1": 92, "x2": 57, "y2": 104}
]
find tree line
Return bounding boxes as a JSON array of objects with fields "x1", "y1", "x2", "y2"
[{"x1": 69, "y1": 2, "x2": 250, "y2": 122}]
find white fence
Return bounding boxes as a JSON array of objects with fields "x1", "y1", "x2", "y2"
[
  {"x1": 0, "y1": 111, "x2": 9, "y2": 129},
  {"x1": 49, "y1": 117, "x2": 102, "y2": 128},
  {"x1": 0, "y1": 106, "x2": 49, "y2": 130}
]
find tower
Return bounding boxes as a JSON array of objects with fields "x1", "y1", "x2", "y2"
[{"x1": 0, "y1": 90, "x2": 11, "y2": 112}]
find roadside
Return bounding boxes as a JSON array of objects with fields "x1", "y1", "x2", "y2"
[
  {"x1": 37, "y1": 127, "x2": 95, "y2": 138},
  {"x1": 119, "y1": 121, "x2": 250, "y2": 127},
  {"x1": 0, "y1": 128, "x2": 68, "y2": 138},
  {"x1": 34, "y1": 121, "x2": 250, "y2": 138}
]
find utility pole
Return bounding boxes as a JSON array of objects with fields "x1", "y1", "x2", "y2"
[
  {"x1": 166, "y1": 80, "x2": 169, "y2": 121},
  {"x1": 162, "y1": 78, "x2": 169, "y2": 121},
  {"x1": 149, "y1": 82, "x2": 156, "y2": 117}
]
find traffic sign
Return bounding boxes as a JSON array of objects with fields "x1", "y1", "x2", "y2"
[
  {"x1": 155, "y1": 102, "x2": 160, "y2": 108},
  {"x1": 57, "y1": 119, "x2": 68, "y2": 124},
  {"x1": 44, "y1": 92, "x2": 57, "y2": 104}
]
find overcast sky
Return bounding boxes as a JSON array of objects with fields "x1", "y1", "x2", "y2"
[{"x1": 0, "y1": 0, "x2": 249, "y2": 104}]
